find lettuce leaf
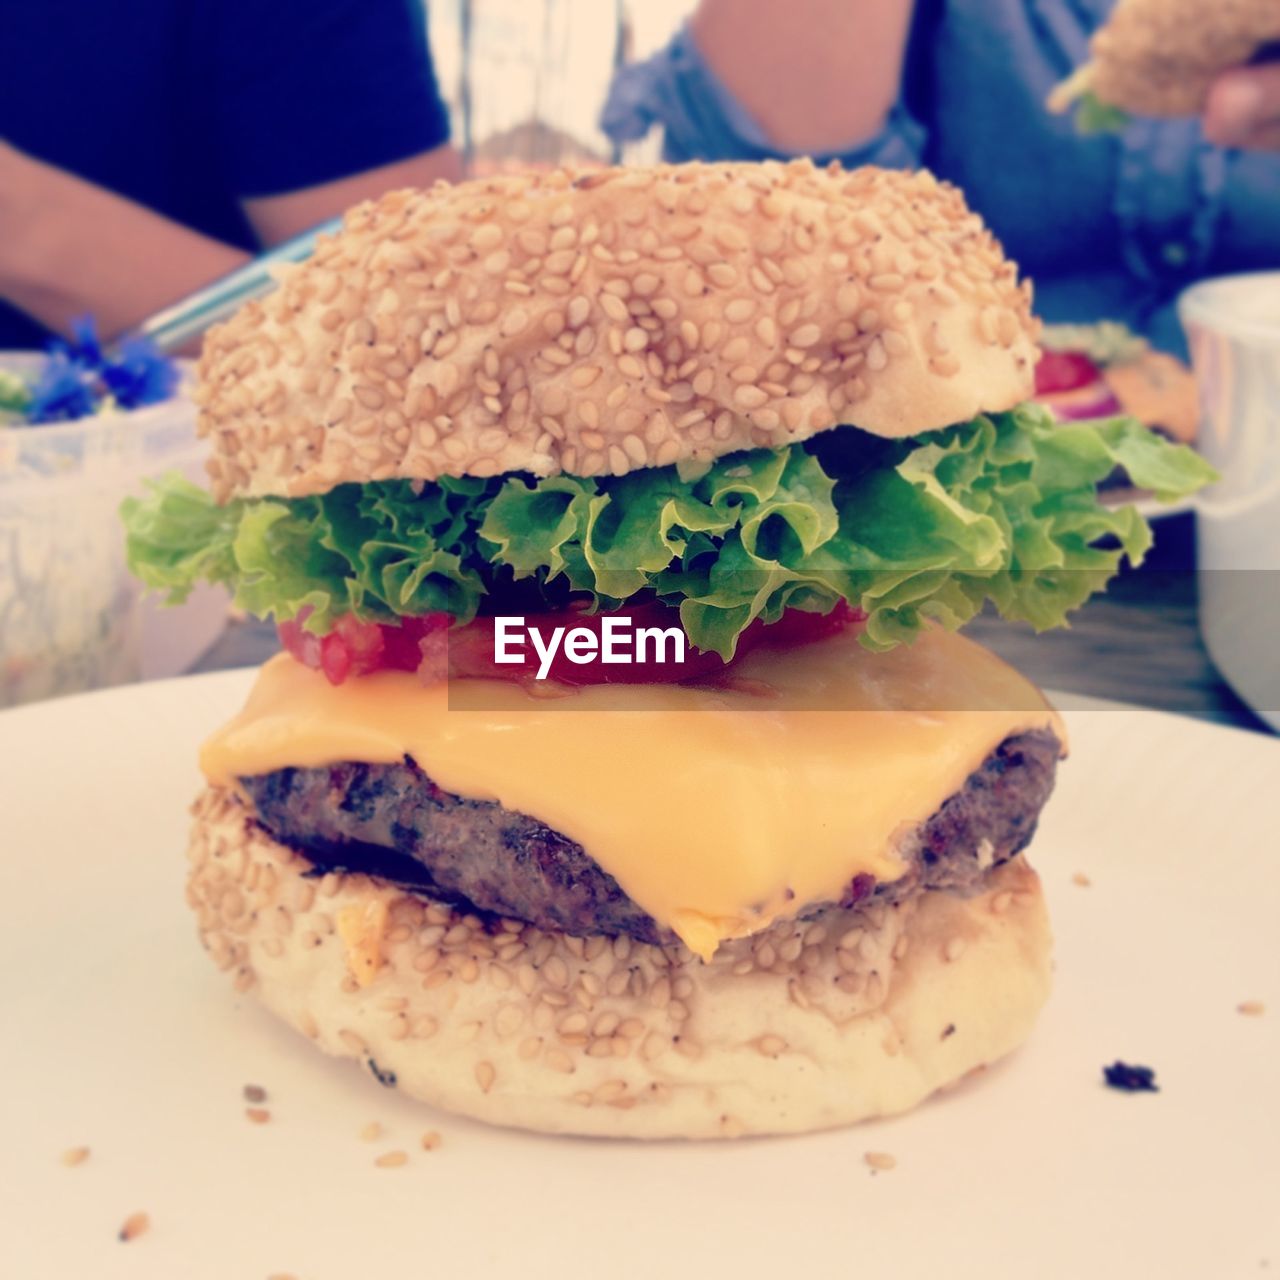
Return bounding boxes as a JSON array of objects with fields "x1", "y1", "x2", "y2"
[
  {"x1": 1076, "y1": 91, "x2": 1131, "y2": 134},
  {"x1": 122, "y1": 403, "x2": 1215, "y2": 656}
]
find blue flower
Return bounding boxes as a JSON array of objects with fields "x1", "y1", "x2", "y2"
[
  {"x1": 24, "y1": 316, "x2": 178, "y2": 423},
  {"x1": 26, "y1": 347, "x2": 98, "y2": 423},
  {"x1": 102, "y1": 334, "x2": 180, "y2": 409}
]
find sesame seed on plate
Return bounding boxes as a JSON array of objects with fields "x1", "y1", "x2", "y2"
[
  {"x1": 864, "y1": 1152, "x2": 897, "y2": 1172},
  {"x1": 60, "y1": 1146, "x2": 90, "y2": 1167},
  {"x1": 118, "y1": 1212, "x2": 150, "y2": 1243},
  {"x1": 1237, "y1": 1001, "x2": 1266, "y2": 1017}
]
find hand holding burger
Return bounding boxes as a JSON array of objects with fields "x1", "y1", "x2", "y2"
[{"x1": 1049, "y1": 0, "x2": 1280, "y2": 144}]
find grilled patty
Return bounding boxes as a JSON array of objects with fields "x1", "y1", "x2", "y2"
[{"x1": 241, "y1": 729, "x2": 1060, "y2": 944}]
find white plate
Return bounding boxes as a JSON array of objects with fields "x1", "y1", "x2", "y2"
[{"x1": 2, "y1": 672, "x2": 1277, "y2": 1279}]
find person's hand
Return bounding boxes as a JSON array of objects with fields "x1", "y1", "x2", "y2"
[{"x1": 1203, "y1": 62, "x2": 1280, "y2": 150}]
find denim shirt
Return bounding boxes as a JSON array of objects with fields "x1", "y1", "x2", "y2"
[{"x1": 601, "y1": 0, "x2": 1280, "y2": 355}]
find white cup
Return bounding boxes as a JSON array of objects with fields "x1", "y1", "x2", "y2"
[{"x1": 1179, "y1": 272, "x2": 1280, "y2": 731}]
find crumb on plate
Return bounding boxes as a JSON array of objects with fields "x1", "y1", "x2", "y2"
[
  {"x1": 1103, "y1": 1060, "x2": 1159, "y2": 1092},
  {"x1": 118, "y1": 1212, "x2": 150, "y2": 1243}
]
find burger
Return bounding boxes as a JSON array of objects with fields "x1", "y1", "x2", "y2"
[
  {"x1": 123, "y1": 161, "x2": 1211, "y2": 1138},
  {"x1": 1048, "y1": 0, "x2": 1280, "y2": 130}
]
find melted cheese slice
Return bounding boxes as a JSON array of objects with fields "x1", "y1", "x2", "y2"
[{"x1": 201, "y1": 628, "x2": 1062, "y2": 959}]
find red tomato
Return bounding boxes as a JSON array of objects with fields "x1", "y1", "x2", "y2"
[
  {"x1": 1034, "y1": 350, "x2": 1102, "y2": 395},
  {"x1": 278, "y1": 601, "x2": 865, "y2": 688}
]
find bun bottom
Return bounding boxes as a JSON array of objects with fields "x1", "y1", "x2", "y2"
[{"x1": 188, "y1": 787, "x2": 1053, "y2": 1139}]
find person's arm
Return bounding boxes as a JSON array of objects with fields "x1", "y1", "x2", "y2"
[
  {"x1": 0, "y1": 141, "x2": 246, "y2": 340},
  {"x1": 1204, "y1": 63, "x2": 1280, "y2": 151},
  {"x1": 0, "y1": 140, "x2": 461, "y2": 340},
  {"x1": 688, "y1": 0, "x2": 917, "y2": 154}
]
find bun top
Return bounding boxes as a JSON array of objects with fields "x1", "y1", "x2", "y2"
[
  {"x1": 1080, "y1": 0, "x2": 1280, "y2": 117},
  {"x1": 197, "y1": 160, "x2": 1040, "y2": 502}
]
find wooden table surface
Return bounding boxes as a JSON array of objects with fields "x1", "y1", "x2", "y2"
[{"x1": 191, "y1": 511, "x2": 1275, "y2": 735}]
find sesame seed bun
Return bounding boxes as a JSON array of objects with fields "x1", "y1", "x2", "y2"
[
  {"x1": 1052, "y1": 0, "x2": 1280, "y2": 118},
  {"x1": 188, "y1": 787, "x2": 1052, "y2": 1139},
  {"x1": 196, "y1": 161, "x2": 1040, "y2": 503}
]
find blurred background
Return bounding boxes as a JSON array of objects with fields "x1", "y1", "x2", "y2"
[{"x1": 1, "y1": 0, "x2": 1277, "y2": 729}]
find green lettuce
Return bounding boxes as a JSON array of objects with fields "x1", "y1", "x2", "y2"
[
  {"x1": 122, "y1": 404, "x2": 1214, "y2": 658},
  {"x1": 1076, "y1": 90, "x2": 1131, "y2": 134}
]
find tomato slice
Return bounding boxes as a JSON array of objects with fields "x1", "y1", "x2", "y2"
[
  {"x1": 278, "y1": 601, "x2": 865, "y2": 688},
  {"x1": 1035, "y1": 350, "x2": 1102, "y2": 396}
]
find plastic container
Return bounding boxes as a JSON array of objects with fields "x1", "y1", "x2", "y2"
[
  {"x1": 0, "y1": 353, "x2": 226, "y2": 708},
  {"x1": 1179, "y1": 273, "x2": 1280, "y2": 731}
]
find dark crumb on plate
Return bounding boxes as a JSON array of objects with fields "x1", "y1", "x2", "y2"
[
  {"x1": 1103, "y1": 1060, "x2": 1159, "y2": 1092},
  {"x1": 941, "y1": 1023, "x2": 956, "y2": 1040},
  {"x1": 118, "y1": 1211, "x2": 150, "y2": 1242},
  {"x1": 243, "y1": 1083, "x2": 268, "y2": 1103},
  {"x1": 367, "y1": 1058, "x2": 397, "y2": 1088}
]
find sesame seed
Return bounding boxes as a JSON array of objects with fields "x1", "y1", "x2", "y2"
[
  {"x1": 421, "y1": 1131, "x2": 443, "y2": 1151},
  {"x1": 359, "y1": 1122, "x2": 383, "y2": 1142},
  {"x1": 245, "y1": 1107, "x2": 271, "y2": 1124},
  {"x1": 61, "y1": 1146, "x2": 90, "y2": 1167},
  {"x1": 1237, "y1": 1001, "x2": 1266, "y2": 1017},
  {"x1": 118, "y1": 1212, "x2": 150, "y2": 1243},
  {"x1": 1072, "y1": 872, "x2": 1092, "y2": 887},
  {"x1": 374, "y1": 1150, "x2": 409, "y2": 1169},
  {"x1": 544, "y1": 1047, "x2": 575, "y2": 1074},
  {"x1": 864, "y1": 1152, "x2": 897, "y2": 1172}
]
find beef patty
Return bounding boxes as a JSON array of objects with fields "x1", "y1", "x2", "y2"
[{"x1": 242, "y1": 730, "x2": 1060, "y2": 945}]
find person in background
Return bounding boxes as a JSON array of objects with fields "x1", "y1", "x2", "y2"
[
  {"x1": 602, "y1": 0, "x2": 1280, "y2": 355},
  {"x1": 0, "y1": 0, "x2": 459, "y2": 347}
]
